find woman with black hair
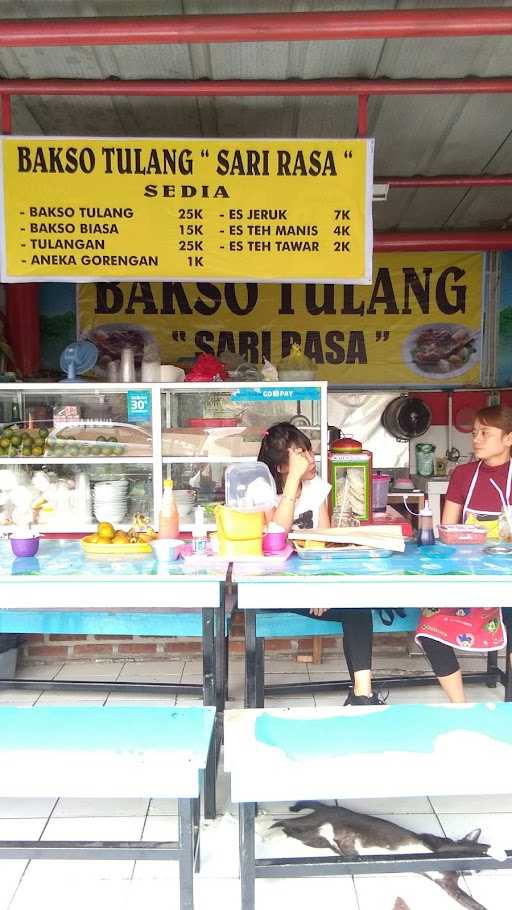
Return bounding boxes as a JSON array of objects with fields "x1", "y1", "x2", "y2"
[{"x1": 258, "y1": 421, "x2": 382, "y2": 706}]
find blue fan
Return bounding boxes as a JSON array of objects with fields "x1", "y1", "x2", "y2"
[{"x1": 60, "y1": 341, "x2": 98, "y2": 382}]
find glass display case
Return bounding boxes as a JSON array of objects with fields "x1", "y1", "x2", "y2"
[
  {"x1": 160, "y1": 382, "x2": 327, "y2": 526},
  {"x1": 0, "y1": 383, "x2": 156, "y2": 533},
  {"x1": 0, "y1": 381, "x2": 327, "y2": 533}
]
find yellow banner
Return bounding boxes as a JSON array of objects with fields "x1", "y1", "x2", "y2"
[
  {"x1": 78, "y1": 252, "x2": 483, "y2": 385},
  {"x1": 0, "y1": 136, "x2": 373, "y2": 284}
]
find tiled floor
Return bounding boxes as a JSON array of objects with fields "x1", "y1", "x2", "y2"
[{"x1": 0, "y1": 651, "x2": 511, "y2": 908}]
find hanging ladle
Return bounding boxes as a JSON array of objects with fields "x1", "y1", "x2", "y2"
[{"x1": 446, "y1": 391, "x2": 460, "y2": 462}]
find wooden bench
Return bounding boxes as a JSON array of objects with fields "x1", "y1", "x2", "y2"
[
  {"x1": 225, "y1": 703, "x2": 512, "y2": 909},
  {"x1": 0, "y1": 704, "x2": 215, "y2": 910}
]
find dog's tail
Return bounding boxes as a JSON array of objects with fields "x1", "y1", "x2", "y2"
[{"x1": 289, "y1": 801, "x2": 328, "y2": 813}]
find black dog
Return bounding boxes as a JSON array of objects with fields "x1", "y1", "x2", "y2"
[{"x1": 270, "y1": 801, "x2": 503, "y2": 910}]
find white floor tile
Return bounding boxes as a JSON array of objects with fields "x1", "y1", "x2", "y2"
[
  {"x1": 42, "y1": 815, "x2": 144, "y2": 842},
  {"x1": 0, "y1": 861, "x2": 29, "y2": 910},
  {"x1": 0, "y1": 690, "x2": 42, "y2": 706},
  {"x1": 54, "y1": 660, "x2": 123, "y2": 681},
  {"x1": 0, "y1": 819, "x2": 46, "y2": 839},
  {"x1": 117, "y1": 660, "x2": 184, "y2": 681},
  {"x1": 264, "y1": 659, "x2": 316, "y2": 675},
  {"x1": 463, "y1": 871, "x2": 512, "y2": 909},
  {"x1": 436, "y1": 811, "x2": 512, "y2": 849},
  {"x1": 256, "y1": 875, "x2": 359, "y2": 910},
  {"x1": 147, "y1": 798, "x2": 179, "y2": 816},
  {"x1": 53, "y1": 798, "x2": 149, "y2": 818},
  {"x1": 16, "y1": 662, "x2": 64, "y2": 680},
  {"x1": 0, "y1": 798, "x2": 55, "y2": 819},
  {"x1": 19, "y1": 858, "x2": 134, "y2": 884},
  {"x1": 431, "y1": 793, "x2": 512, "y2": 814},
  {"x1": 355, "y1": 871, "x2": 473, "y2": 910},
  {"x1": 34, "y1": 692, "x2": 107, "y2": 706},
  {"x1": 104, "y1": 692, "x2": 177, "y2": 706},
  {"x1": 9, "y1": 878, "x2": 170, "y2": 910}
]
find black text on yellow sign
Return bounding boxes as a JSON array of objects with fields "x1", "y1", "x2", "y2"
[{"x1": 0, "y1": 137, "x2": 374, "y2": 284}]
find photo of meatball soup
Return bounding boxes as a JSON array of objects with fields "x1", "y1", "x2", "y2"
[{"x1": 411, "y1": 326, "x2": 477, "y2": 374}]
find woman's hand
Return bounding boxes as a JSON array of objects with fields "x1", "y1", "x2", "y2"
[
  {"x1": 287, "y1": 447, "x2": 311, "y2": 482},
  {"x1": 309, "y1": 607, "x2": 329, "y2": 617}
]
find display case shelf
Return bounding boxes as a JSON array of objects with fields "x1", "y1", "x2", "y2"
[{"x1": 0, "y1": 381, "x2": 327, "y2": 533}]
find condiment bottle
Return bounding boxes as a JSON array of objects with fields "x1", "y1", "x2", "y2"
[
  {"x1": 417, "y1": 499, "x2": 435, "y2": 547},
  {"x1": 192, "y1": 505, "x2": 208, "y2": 554},
  {"x1": 159, "y1": 479, "x2": 179, "y2": 539}
]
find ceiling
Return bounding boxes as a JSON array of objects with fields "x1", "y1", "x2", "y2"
[{"x1": 1, "y1": 0, "x2": 512, "y2": 233}]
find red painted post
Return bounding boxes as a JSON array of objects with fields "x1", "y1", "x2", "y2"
[{"x1": 5, "y1": 284, "x2": 40, "y2": 377}]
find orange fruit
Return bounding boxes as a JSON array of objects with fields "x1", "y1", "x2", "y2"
[
  {"x1": 97, "y1": 521, "x2": 115, "y2": 540},
  {"x1": 112, "y1": 530, "x2": 129, "y2": 544}
]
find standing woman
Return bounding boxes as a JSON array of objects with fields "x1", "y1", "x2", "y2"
[
  {"x1": 416, "y1": 405, "x2": 512, "y2": 702},
  {"x1": 258, "y1": 421, "x2": 383, "y2": 706}
]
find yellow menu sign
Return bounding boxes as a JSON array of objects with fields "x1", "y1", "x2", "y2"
[{"x1": 0, "y1": 136, "x2": 373, "y2": 284}]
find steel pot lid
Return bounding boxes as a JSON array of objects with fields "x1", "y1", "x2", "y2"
[{"x1": 381, "y1": 396, "x2": 432, "y2": 440}]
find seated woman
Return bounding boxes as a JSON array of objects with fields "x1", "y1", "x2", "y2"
[
  {"x1": 258, "y1": 421, "x2": 383, "y2": 706},
  {"x1": 416, "y1": 404, "x2": 512, "y2": 702}
]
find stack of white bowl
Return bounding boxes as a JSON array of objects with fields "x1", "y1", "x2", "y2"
[
  {"x1": 93, "y1": 479, "x2": 128, "y2": 524},
  {"x1": 173, "y1": 488, "x2": 196, "y2": 522}
]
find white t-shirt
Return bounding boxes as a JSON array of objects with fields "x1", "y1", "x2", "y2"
[{"x1": 278, "y1": 475, "x2": 331, "y2": 530}]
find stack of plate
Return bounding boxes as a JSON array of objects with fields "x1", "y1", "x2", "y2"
[
  {"x1": 174, "y1": 488, "x2": 196, "y2": 522},
  {"x1": 93, "y1": 479, "x2": 128, "y2": 524}
]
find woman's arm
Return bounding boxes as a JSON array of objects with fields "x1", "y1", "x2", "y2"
[
  {"x1": 267, "y1": 449, "x2": 311, "y2": 532},
  {"x1": 317, "y1": 500, "x2": 330, "y2": 529},
  {"x1": 442, "y1": 498, "x2": 463, "y2": 524}
]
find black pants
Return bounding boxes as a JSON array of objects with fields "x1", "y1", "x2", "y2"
[
  {"x1": 419, "y1": 608, "x2": 512, "y2": 678},
  {"x1": 288, "y1": 608, "x2": 373, "y2": 680}
]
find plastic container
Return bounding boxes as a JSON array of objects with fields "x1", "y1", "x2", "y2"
[
  {"x1": 438, "y1": 524, "x2": 487, "y2": 545},
  {"x1": 192, "y1": 505, "x2": 208, "y2": 554},
  {"x1": 415, "y1": 443, "x2": 436, "y2": 477},
  {"x1": 372, "y1": 473, "x2": 391, "y2": 513},
  {"x1": 10, "y1": 535, "x2": 39, "y2": 557},
  {"x1": 152, "y1": 538, "x2": 184, "y2": 561},
  {"x1": 224, "y1": 462, "x2": 276, "y2": 512},
  {"x1": 159, "y1": 479, "x2": 180, "y2": 538},
  {"x1": 262, "y1": 530, "x2": 288, "y2": 554},
  {"x1": 417, "y1": 499, "x2": 435, "y2": 547}
]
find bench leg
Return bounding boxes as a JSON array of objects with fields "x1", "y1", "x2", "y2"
[
  {"x1": 486, "y1": 649, "x2": 498, "y2": 688},
  {"x1": 245, "y1": 611, "x2": 257, "y2": 708},
  {"x1": 239, "y1": 802, "x2": 256, "y2": 910},
  {"x1": 202, "y1": 608, "x2": 217, "y2": 819},
  {"x1": 255, "y1": 639, "x2": 265, "y2": 709},
  {"x1": 193, "y1": 797, "x2": 200, "y2": 873},
  {"x1": 506, "y1": 638, "x2": 512, "y2": 702},
  {"x1": 178, "y1": 798, "x2": 195, "y2": 910}
]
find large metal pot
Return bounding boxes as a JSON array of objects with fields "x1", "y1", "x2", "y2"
[{"x1": 381, "y1": 395, "x2": 432, "y2": 442}]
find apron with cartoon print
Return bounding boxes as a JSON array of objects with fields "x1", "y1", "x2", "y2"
[{"x1": 415, "y1": 460, "x2": 511, "y2": 652}]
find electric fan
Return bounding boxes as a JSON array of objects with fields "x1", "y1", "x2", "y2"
[{"x1": 59, "y1": 341, "x2": 98, "y2": 381}]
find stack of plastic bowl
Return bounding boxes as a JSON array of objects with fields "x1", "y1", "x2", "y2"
[
  {"x1": 93, "y1": 479, "x2": 128, "y2": 524},
  {"x1": 173, "y1": 489, "x2": 196, "y2": 523}
]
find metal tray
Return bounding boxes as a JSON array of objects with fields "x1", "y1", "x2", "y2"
[
  {"x1": 294, "y1": 545, "x2": 394, "y2": 560},
  {"x1": 483, "y1": 544, "x2": 512, "y2": 557}
]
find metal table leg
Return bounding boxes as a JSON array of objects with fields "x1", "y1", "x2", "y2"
[
  {"x1": 245, "y1": 610, "x2": 257, "y2": 709},
  {"x1": 202, "y1": 607, "x2": 217, "y2": 819},
  {"x1": 239, "y1": 801, "x2": 256, "y2": 910},
  {"x1": 178, "y1": 797, "x2": 194, "y2": 910}
]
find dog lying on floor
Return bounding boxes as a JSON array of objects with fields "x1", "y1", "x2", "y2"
[{"x1": 267, "y1": 801, "x2": 507, "y2": 910}]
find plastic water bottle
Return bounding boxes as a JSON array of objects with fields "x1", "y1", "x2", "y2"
[
  {"x1": 417, "y1": 499, "x2": 435, "y2": 547},
  {"x1": 192, "y1": 505, "x2": 208, "y2": 554}
]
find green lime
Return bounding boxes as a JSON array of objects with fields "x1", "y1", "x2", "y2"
[
  {"x1": 91, "y1": 445, "x2": 102, "y2": 456},
  {"x1": 38, "y1": 428, "x2": 49, "y2": 439},
  {"x1": 10, "y1": 434, "x2": 21, "y2": 448},
  {"x1": 21, "y1": 446, "x2": 32, "y2": 456},
  {"x1": 107, "y1": 435, "x2": 117, "y2": 443},
  {"x1": 0, "y1": 438, "x2": 9, "y2": 449},
  {"x1": 68, "y1": 445, "x2": 79, "y2": 457},
  {"x1": 96, "y1": 435, "x2": 107, "y2": 443},
  {"x1": 2, "y1": 427, "x2": 13, "y2": 438},
  {"x1": 101, "y1": 445, "x2": 114, "y2": 456}
]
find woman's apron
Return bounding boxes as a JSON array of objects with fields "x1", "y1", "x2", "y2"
[{"x1": 415, "y1": 460, "x2": 512, "y2": 652}]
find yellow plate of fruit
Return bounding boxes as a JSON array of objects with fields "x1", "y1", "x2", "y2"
[{"x1": 81, "y1": 520, "x2": 154, "y2": 555}]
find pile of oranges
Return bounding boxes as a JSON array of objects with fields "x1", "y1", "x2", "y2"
[{"x1": 87, "y1": 521, "x2": 157, "y2": 545}]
